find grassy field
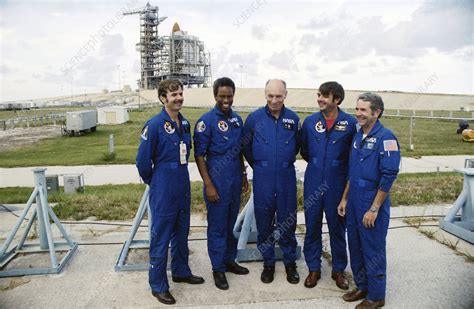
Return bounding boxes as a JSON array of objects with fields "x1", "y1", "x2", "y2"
[
  {"x1": 0, "y1": 107, "x2": 472, "y2": 167},
  {"x1": 0, "y1": 172, "x2": 463, "y2": 221}
]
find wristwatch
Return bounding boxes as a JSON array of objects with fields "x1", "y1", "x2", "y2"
[{"x1": 369, "y1": 206, "x2": 378, "y2": 213}]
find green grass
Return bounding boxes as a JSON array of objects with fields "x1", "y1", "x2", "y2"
[
  {"x1": 0, "y1": 107, "x2": 472, "y2": 167},
  {"x1": 344, "y1": 109, "x2": 473, "y2": 119},
  {"x1": 381, "y1": 117, "x2": 474, "y2": 156},
  {"x1": 0, "y1": 172, "x2": 463, "y2": 221},
  {"x1": 0, "y1": 107, "x2": 229, "y2": 167},
  {"x1": 390, "y1": 172, "x2": 463, "y2": 206}
]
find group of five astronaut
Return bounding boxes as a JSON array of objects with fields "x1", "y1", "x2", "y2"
[{"x1": 136, "y1": 77, "x2": 400, "y2": 308}]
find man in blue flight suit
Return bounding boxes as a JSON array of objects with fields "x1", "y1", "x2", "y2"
[
  {"x1": 194, "y1": 77, "x2": 250, "y2": 290},
  {"x1": 338, "y1": 92, "x2": 400, "y2": 309},
  {"x1": 300, "y1": 81, "x2": 357, "y2": 290},
  {"x1": 243, "y1": 79, "x2": 301, "y2": 284},
  {"x1": 136, "y1": 79, "x2": 204, "y2": 305}
]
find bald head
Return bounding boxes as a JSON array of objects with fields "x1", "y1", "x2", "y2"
[
  {"x1": 265, "y1": 79, "x2": 287, "y2": 91},
  {"x1": 265, "y1": 79, "x2": 287, "y2": 117}
]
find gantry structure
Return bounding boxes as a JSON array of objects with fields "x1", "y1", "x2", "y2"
[{"x1": 124, "y1": 3, "x2": 211, "y2": 89}]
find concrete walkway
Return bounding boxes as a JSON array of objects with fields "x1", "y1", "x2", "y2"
[
  {"x1": 1, "y1": 155, "x2": 473, "y2": 187},
  {"x1": 0, "y1": 204, "x2": 473, "y2": 308}
]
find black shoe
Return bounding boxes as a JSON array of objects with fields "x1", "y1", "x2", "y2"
[
  {"x1": 172, "y1": 274, "x2": 205, "y2": 284},
  {"x1": 285, "y1": 263, "x2": 300, "y2": 284},
  {"x1": 226, "y1": 262, "x2": 249, "y2": 275},
  {"x1": 260, "y1": 265, "x2": 275, "y2": 283},
  {"x1": 213, "y1": 271, "x2": 229, "y2": 290},
  {"x1": 152, "y1": 290, "x2": 176, "y2": 305}
]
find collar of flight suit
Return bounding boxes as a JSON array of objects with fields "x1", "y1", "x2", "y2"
[
  {"x1": 212, "y1": 105, "x2": 234, "y2": 119},
  {"x1": 264, "y1": 104, "x2": 287, "y2": 120},
  {"x1": 315, "y1": 107, "x2": 346, "y2": 129},
  {"x1": 360, "y1": 119, "x2": 383, "y2": 140},
  {"x1": 160, "y1": 106, "x2": 184, "y2": 125},
  {"x1": 355, "y1": 120, "x2": 383, "y2": 158}
]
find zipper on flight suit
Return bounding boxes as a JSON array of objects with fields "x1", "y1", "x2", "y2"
[{"x1": 274, "y1": 116, "x2": 279, "y2": 199}]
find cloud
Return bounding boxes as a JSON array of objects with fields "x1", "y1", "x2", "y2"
[
  {"x1": 132, "y1": 59, "x2": 140, "y2": 74},
  {"x1": 16, "y1": 40, "x2": 31, "y2": 49},
  {"x1": 22, "y1": 32, "x2": 127, "y2": 91},
  {"x1": 75, "y1": 56, "x2": 118, "y2": 88},
  {"x1": 388, "y1": 0, "x2": 472, "y2": 53},
  {"x1": 41, "y1": 72, "x2": 65, "y2": 84},
  {"x1": 268, "y1": 50, "x2": 298, "y2": 71},
  {"x1": 452, "y1": 45, "x2": 473, "y2": 62},
  {"x1": 341, "y1": 64, "x2": 358, "y2": 74},
  {"x1": 100, "y1": 34, "x2": 125, "y2": 57},
  {"x1": 210, "y1": 45, "x2": 230, "y2": 75},
  {"x1": 0, "y1": 64, "x2": 12, "y2": 74},
  {"x1": 304, "y1": 63, "x2": 322, "y2": 81},
  {"x1": 251, "y1": 24, "x2": 269, "y2": 40},
  {"x1": 299, "y1": 33, "x2": 318, "y2": 48},
  {"x1": 208, "y1": 47, "x2": 261, "y2": 86},
  {"x1": 308, "y1": 0, "x2": 473, "y2": 60},
  {"x1": 52, "y1": 34, "x2": 127, "y2": 88},
  {"x1": 297, "y1": 16, "x2": 334, "y2": 30}
]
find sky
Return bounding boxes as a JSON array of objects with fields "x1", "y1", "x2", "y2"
[{"x1": 0, "y1": 0, "x2": 473, "y2": 102}]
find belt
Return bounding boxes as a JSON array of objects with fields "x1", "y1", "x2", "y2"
[
  {"x1": 350, "y1": 177, "x2": 378, "y2": 189},
  {"x1": 207, "y1": 154, "x2": 239, "y2": 161},
  {"x1": 254, "y1": 161, "x2": 292, "y2": 168},
  {"x1": 309, "y1": 157, "x2": 345, "y2": 167},
  {"x1": 155, "y1": 162, "x2": 187, "y2": 169}
]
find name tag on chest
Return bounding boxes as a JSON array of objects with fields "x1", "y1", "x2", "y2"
[
  {"x1": 363, "y1": 142, "x2": 375, "y2": 150},
  {"x1": 283, "y1": 118, "x2": 295, "y2": 130},
  {"x1": 180, "y1": 142, "x2": 187, "y2": 164}
]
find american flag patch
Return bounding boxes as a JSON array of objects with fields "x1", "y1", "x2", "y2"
[{"x1": 383, "y1": 140, "x2": 398, "y2": 151}]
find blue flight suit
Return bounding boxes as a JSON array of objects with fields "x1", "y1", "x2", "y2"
[
  {"x1": 193, "y1": 106, "x2": 244, "y2": 272},
  {"x1": 347, "y1": 120, "x2": 400, "y2": 301},
  {"x1": 243, "y1": 105, "x2": 300, "y2": 267},
  {"x1": 300, "y1": 109, "x2": 357, "y2": 273},
  {"x1": 136, "y1": 107, "x2": 193, "y2": 293}
]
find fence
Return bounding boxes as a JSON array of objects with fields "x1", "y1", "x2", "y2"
[
  {"x1": 1, "y1": 113, "x2": 66, "y2": 130},
  {"x1": 232, "y1": 107, "x2": 474, "y2": 121}
]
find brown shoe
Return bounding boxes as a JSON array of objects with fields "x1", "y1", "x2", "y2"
[
  {"x1": 342, "y1": 289, "x2": 368, "y2": 302},
  {"x1": 304, "y1": 271, "x2": 321, "y2": 288},
  {"x1": 355, "y1": 299, "x2": 385, "y2": 308},
  {"x1": 331, "y1": 271, "x2": 349, "y2": 290}
]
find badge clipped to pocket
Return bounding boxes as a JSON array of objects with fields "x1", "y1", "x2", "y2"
[{"x1": 180, "y1": 142, "x2": 187, "y2": 164}]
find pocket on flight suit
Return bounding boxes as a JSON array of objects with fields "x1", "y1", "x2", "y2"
[
  {"x1": 361, "y1": 187, "x2": 377, "y2": 205},
  {"x1": 280, "y1": 131, "x2": 296, "y2": 162},
  {"x1": 153, "y1": 166, "x2": 180, "y2": 216},
  {"x1": 360, "y1": 147, "x2": 379, "y2": 182},
  {"x1": 253, "y1": 130, "x2": 269, "y2": 161}
]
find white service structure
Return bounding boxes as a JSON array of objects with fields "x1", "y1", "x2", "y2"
[{"x1": 97, "y1": 106, "x2": 129, "y2": 125}]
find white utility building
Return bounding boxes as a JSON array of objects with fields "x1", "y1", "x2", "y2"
[{"x1": 97, "y1": 106, "x2": 129, "y2": 125}]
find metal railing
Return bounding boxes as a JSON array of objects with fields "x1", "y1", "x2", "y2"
[{"x1": 1, "y1": 113, "x2": 66, "y2": 130}]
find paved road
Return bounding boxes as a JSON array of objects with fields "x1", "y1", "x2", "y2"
[{"x1": 1, "y1": 155, "x2": 473, "y2": 187}]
